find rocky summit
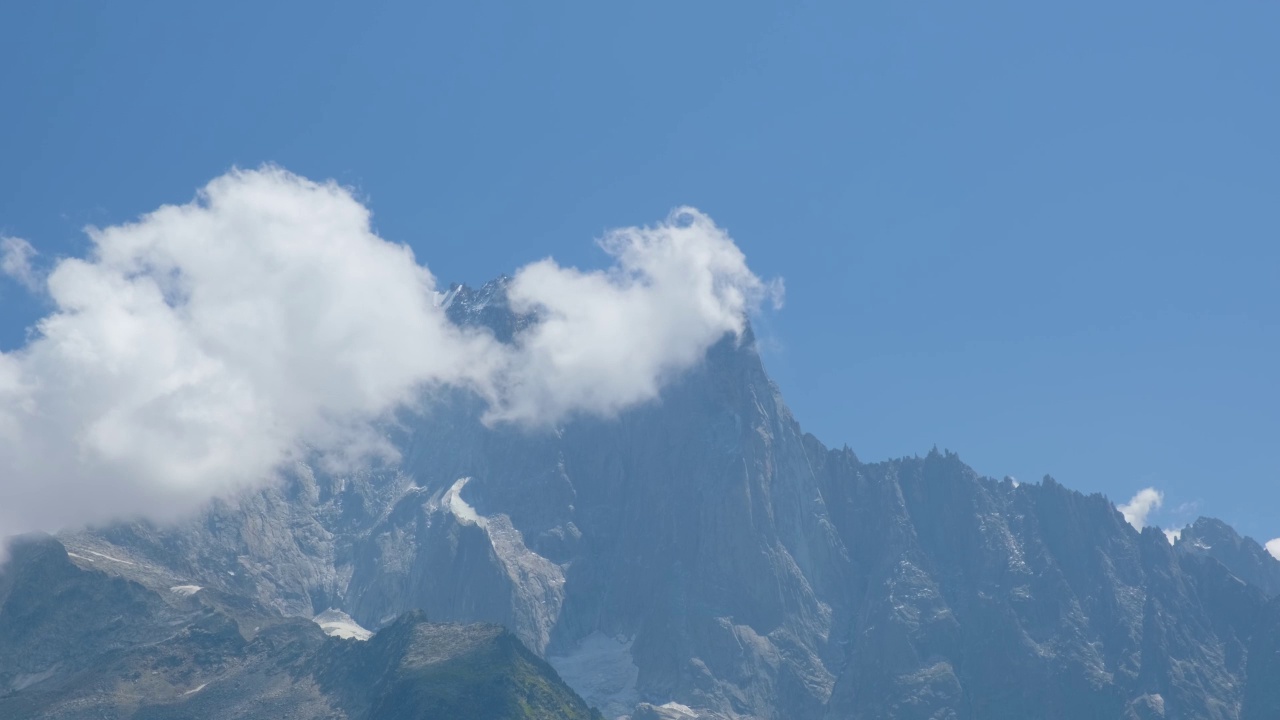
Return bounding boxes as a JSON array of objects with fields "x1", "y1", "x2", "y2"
[{"x1": 4, "y1": 278, "x2": 1274, "y2": 718}]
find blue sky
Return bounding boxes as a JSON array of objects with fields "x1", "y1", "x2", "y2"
[{"x1": 1, "y1": 2, "x2": 1277, "y2": 540}]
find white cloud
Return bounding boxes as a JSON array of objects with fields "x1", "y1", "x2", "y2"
[
  {"x1": 1118, "y1": 487, "x2": 1163, "y2": 530},
  {"x1": 1266, "y1": 539, "x2": 1280, "y2": 561},
  {"x1": 1, "y1": 236, "x2": 39, "y2": 291},
  {"x1": 0, "y1": 166, "x2": 776, "y2": 541},
  {"x1": 1163, "y1": 527, "x2": 1182, "y2": 545},
  {"x1": 487, "y1": 208, "x2": 781, "y2": 424}
]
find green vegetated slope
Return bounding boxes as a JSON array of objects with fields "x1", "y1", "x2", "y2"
[
  {"x1": 325, "y1": 612, "x2": 603, "y2": 720},
  {"x1": 0, "y1": 535, "x2": 601, "y2": 720}
]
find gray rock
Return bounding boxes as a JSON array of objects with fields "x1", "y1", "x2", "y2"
[
  {"x1": 1176, "y1": 517, "x2": 1280, "y2": 597},
  {"x1": 51, "y1": 279, "x2": 1280, "y2": 719}
]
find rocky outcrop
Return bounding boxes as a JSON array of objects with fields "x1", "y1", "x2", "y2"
[
  {"x1": 0, "y1": 535, "x2": 600, "y2": 720},
  {"x1": 1176, "y1": 517, "x2": 1280, "y2": 598},
  {"x1": 816, "y1": 455, "x2": 1270, "y2": 719}
]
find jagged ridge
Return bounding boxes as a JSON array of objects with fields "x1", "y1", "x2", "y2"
[{"x1": 44, "y1": 278, "x2": 1280, "y2": 720}]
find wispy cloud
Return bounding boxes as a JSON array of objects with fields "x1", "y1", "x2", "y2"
[
  {"x1": 0, "y1": 166, "x2": 779, "y2": 541},
  {"x1": 1266, "y1": 539, "x2": 1280, "y2": 561},
  {"x1": 1, "y1": 236, "x2": 39, "y2": 291}
]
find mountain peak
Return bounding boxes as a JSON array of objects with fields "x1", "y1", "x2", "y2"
[{"x1": 1178, "y1": 516, "x2": 1280, "y2": 597}]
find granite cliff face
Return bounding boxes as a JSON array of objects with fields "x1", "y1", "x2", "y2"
[
  {"x1": 1176, "y1": 517, "x2": 1280, "y2": 598},
  {"x1": 1242, "y1": 596, "x2": 1280, "y2": 720},
  {"x1": 41, "y1": 279, "x2": 1280, "y2": 719}
]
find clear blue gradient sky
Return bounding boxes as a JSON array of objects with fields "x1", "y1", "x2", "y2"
[{"x1": 1, "y1": 2, "x2": 1276, "y2": 540}]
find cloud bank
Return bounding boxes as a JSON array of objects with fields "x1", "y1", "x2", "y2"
[
  {"x1": 1119, "y1": 487, "x2": 1163, "y2": 530},
  {"x1": 1267, "y1": 539, "x2": 1280, "y2": 562},
  {"x1": 0, "y1": 166, "x2": 777, "y2": 540}
]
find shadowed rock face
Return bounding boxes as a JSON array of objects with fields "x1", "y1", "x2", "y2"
[
  {"x1": 0, "y1": 535, "x2": 601, "y2": 720},
  {"x1": 1242, "y1": 597, "x2": 1280, "y2": 720},
  {"x1": 815, "y1": 458, "x2": 1274, "y2": 720},
  {"x1": 52, "y1": 279, "x2": 1280, "y2": 719},
  {"x1": 1176, "y1": 517, "x2": 1280, "y2": 598}
]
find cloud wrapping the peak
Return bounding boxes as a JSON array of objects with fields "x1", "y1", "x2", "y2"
[
  {"x1": 1267, "y1": 539, "x2": 1280, "y2": 562},
  {"x1": 0, "y1": 166, "x2": 777, "y2": 539},
  {"x1": 1119, "y1": 487, "x2": 1163, "y2": 530},
  {"x1": 488, "y1": 208, "x2": 781, "y2": 424}
]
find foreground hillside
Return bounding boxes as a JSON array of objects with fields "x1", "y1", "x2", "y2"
[{"x1": 0, "y1": 535, "x2": 601, "y2": 720}]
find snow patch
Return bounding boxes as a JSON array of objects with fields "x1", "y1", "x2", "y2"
[
  {"x1": 82, "y1": 549, "x2": 135, "y2": 565},
  {"x1": 182, "y1": 683, "x2": 207, "y2": 696},
  {"x1": 432, "y1": 285, "x2": 462, "y2": 309},
  {"x1": 654, "y1": 703, "x2": 699, "y2": 718},
  {"x1": 313, "y1": 608, "x2": 373, "y2": 641},
  {"x1": 549, "y1": 633, "x2": 639, "y2": 719},
  {"x1": 444, "y1": 477, "x2": 486, "y2": 528},
  {"x1": 170, "y1": 585, "x2": 203, "y2": 596},
  {"x1": 10, "y1": 666, "x2": 58, "y2": 692}
]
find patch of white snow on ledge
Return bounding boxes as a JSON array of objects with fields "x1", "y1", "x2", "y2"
[
  {"x1": 445, "y1": 477, "x2": 486, "y2": 528},
  {"x1": 313, "y1": 609, "x2": 373, "y2": 641},
  {"x1": 433, "y1": 285, "x2": 461, "y2": 309},
  {"x1": 83, "y1": 549, "x2": 135, "y2": 565},
  {"x1": 170, "y1": 585, "x2": 203, "y2": 596},
  {"x1": 182, "y1": 682, "x2": 208, "y2": 696}
]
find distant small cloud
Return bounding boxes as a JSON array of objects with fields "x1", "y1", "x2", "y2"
[
  {"x1": 1163, "y1": 527, "x2": 1183, "y2": 545},
  {"x1": 1118, "y1": 487, "x2": 1163, "y2": 530},
  {"x1": 1266, "y1": 539, "x2": 1280, "y2": 561},
  {"x1": 1, "y1": 236, "x2": 39, "y2": 291}
]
